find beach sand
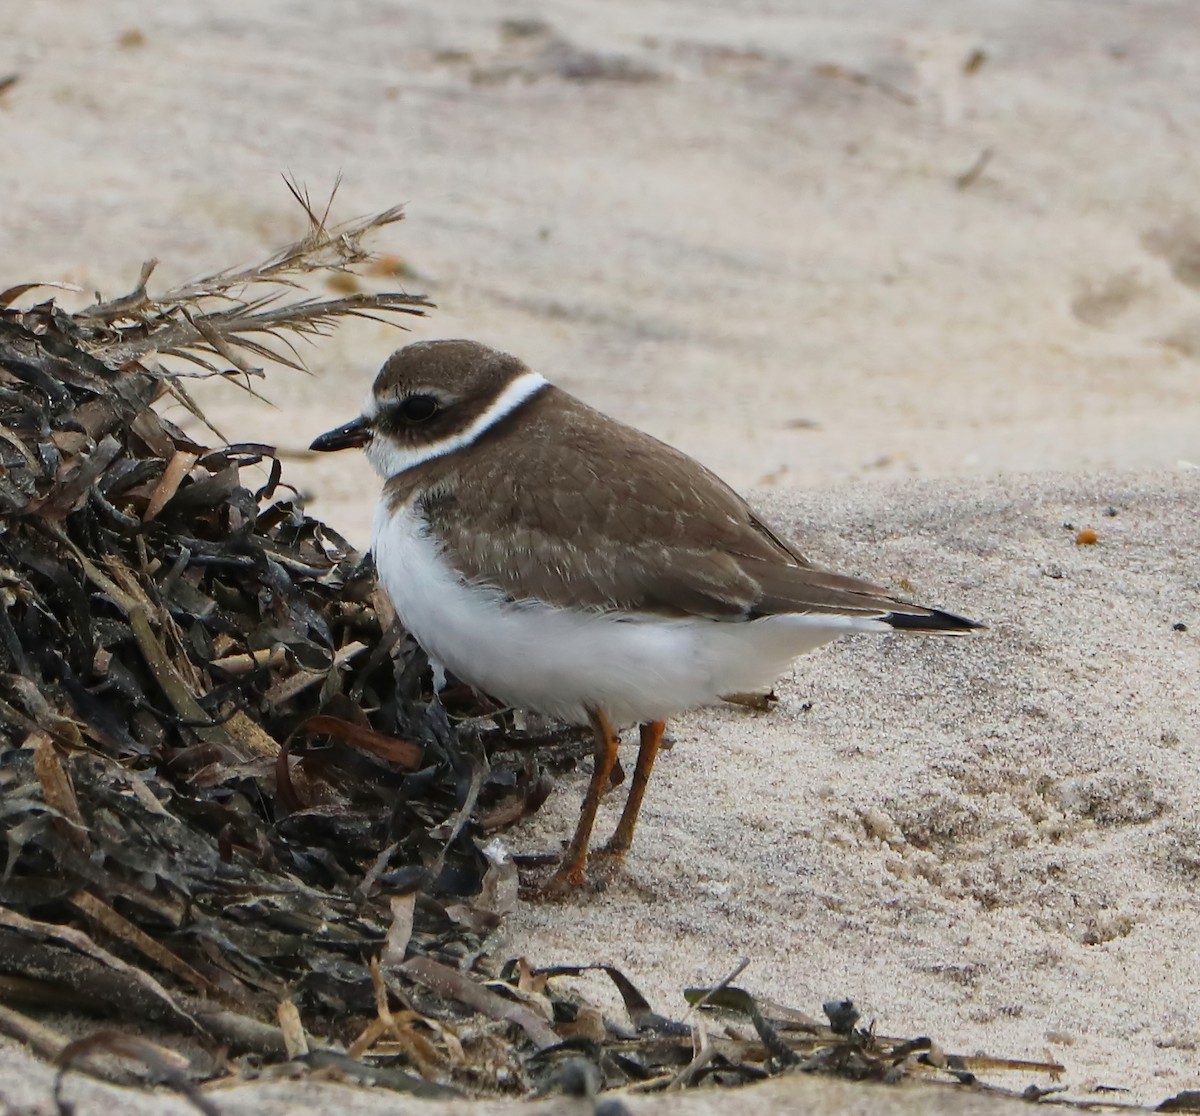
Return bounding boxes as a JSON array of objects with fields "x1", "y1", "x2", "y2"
[{"x1": 2, "y1": 0, "x2": 1198, "y2": 1110}]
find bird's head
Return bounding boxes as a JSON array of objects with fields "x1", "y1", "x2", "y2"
[{"x1": 309, "y1": 339, "x2": 547, "y2": 478}]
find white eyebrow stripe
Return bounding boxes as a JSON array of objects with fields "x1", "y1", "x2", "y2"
[{"x1": 364, "y1": 371, "x2": 549, "y2": 478}]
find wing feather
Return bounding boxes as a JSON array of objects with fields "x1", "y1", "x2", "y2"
[{"x1": 392, "y1": 388, "x2": 974, "y2": 629}]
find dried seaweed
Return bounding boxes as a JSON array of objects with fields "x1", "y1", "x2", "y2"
[{"x1": 0, "y1": 199, "x2": 1175, "y2": 1111}]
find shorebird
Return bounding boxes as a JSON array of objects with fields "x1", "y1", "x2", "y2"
[{"x1": 311, "y1": 340, "x2": 979, "y2": 890}]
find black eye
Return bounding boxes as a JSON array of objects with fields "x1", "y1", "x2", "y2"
[{"x1": 398, "y1": 394, "x2": 439, "y2": 423}]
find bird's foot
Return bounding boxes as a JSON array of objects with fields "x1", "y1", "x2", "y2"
[
  {"x1": 589, "y1": 845, "x2": 659, "y2": 900},
  {"x1": 546, "y1": 859, "x2": 587, "y2": 892},
  {"x1": 516, "y1": 849, "x2": 595, "y2": 902},
  {"x1": 591, "y1": 841, "x2": 628, "y2": 863},
  {"x1": 516, "y1": 849, "x2": 626, "y2": 899},
  {"x1": 567, "y1": 841, "x2": 634, "y2": 892},
  {"x1": 517, "y1": 853, "x2": 600, "y2": 900}
]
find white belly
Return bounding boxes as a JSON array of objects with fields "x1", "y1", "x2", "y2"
[{"x1": 372, "y1": 502, "x2": 886, "y2": 726}]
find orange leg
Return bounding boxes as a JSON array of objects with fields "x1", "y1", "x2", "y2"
[
  {"x1": 548, "y1": 708, "x2": 620, "y2": 889},
  {"x1": 603, "y1": 720, "x2": 665, "y2": 856}
]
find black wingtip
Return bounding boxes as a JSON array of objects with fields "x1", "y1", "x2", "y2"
[{"x1": 885, "y1": 607, "x2": 984, "y2": 633}]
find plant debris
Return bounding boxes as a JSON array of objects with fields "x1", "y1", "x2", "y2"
[{"x1": 0, "y1": 194, "x2": 1174, "y2": 1111}]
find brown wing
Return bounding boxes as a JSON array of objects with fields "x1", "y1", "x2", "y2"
[{"x1": 390, "y1": 387, "x2": 973, "y2": 627}]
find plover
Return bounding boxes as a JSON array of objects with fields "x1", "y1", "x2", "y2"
[{"x1": 311, "y1": 340, "x2": 979, "y2": 889}]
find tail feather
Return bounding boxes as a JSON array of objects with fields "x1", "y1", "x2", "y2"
[{"x1": 884, "y1": 607, "x2": 982, "y2": 633}]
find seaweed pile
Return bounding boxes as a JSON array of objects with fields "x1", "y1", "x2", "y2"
[
  {"x1": 0, "y1": 199, "x2": 1142, "y2": 1111},
  {"x1": 0, "y1": 201, "x2": 583, "y2": 1094}
]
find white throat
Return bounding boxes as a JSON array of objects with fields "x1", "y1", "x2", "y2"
[{"x1": 363, "y1": 371, "x2": 549, "y2": 479}]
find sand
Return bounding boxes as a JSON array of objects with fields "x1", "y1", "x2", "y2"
[{"x1": 2, "y1": 0, "x2": 1199, "y2": 1111}]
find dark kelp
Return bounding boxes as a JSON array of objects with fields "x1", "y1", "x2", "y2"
[{"x1": 0, "y1": 199, "x2": 1160, "y2": 1111}]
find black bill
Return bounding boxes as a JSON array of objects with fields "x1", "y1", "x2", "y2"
[{"x1": 310, "y1": 416, "x2": 371, "y2": 452}]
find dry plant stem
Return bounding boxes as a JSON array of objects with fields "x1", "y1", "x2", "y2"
[
  {"x1": 67, "y1": 891, "x2": 213, "y2": 995},
  {"x1": 71, "y1": 196, "x2": 431, "y2": 375},
  {"x1": 603, "y1": 718, "x2": 665, "y2": 855},
  {"x1": 55, "y1": 1032, "x2": 220, "y2": 1116},
  {"x1": 400, "y1": 956, "x2": 559, "y2": 1049},
  {"x1": 550, "y1": 707, "x2": 620, "y2": 889},
  {"x1": 666, "y1": 1020, "x2": 715, "y2": 1091},
  {"x1": 0, "y1": 1001, "x2": 72, "y2": 1062},
  {"x1": 680, "y1": 958, "x2": 751, "y2": 1027},
  {"x1": 276, "y1": 999, "x2": 309, "y2": 1059},
  {"x1": 0, "y1": 911, "x2": 198, "y2": 1032},
  {"x1": 0, "y1": 931, "x2": 292, "y2": 1058}
]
